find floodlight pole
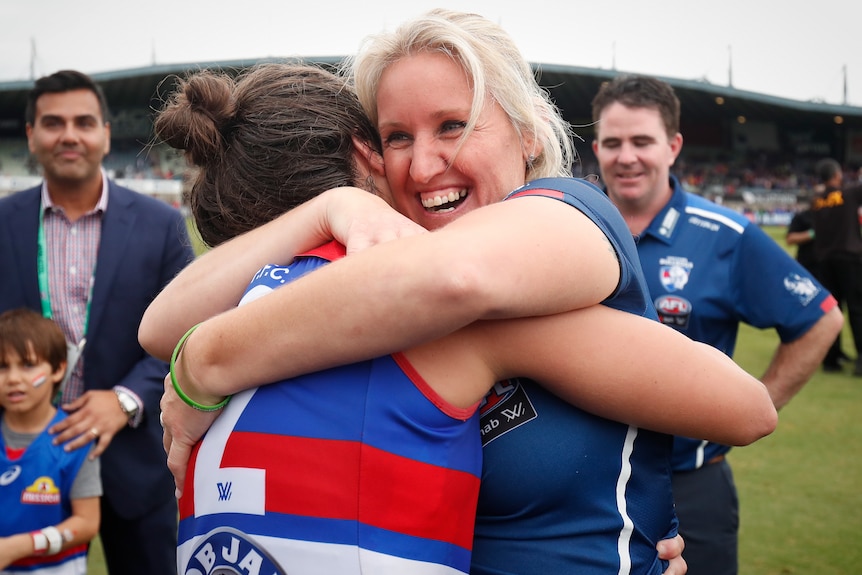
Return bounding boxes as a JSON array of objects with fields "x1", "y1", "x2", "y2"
[
  {"x1": 728, "y1": 45, "x2": 733, "y2": 88},
  {"x1": 844, "y1": 64, "x2": 848, "y2": 106}
]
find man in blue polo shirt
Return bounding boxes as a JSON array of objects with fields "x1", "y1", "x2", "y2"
[{"x1": 591, "y1": 75, "x2": 843, "y2": 575}]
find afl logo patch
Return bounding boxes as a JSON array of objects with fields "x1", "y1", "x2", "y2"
[
  {"x1": 184, "y1": 527, "x2": 286, "y2": 575},
  {"x1": 655, "y1": 295, "x2": 692, "y2": 329}
]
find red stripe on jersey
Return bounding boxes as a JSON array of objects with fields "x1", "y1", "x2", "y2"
[
  {"x1": 178, "y1": 440, "x2": 203, "y2": 519},
  {"x1": 202, "y1": 430, "x2": 479, "y2": 550},
  {"x1": 821, "y1": 294, "x2": 839, "y2": 313},
  {"x1": 507, "y1": 188, "x2": 565, "y2": 201},
  {"x1": 359, "y1": 438, "x2": 479, "y2": 550},
  {"x1": 11, "y1": 543, "x2": 88, "y2": 567},
  {"x1": 227, "y1": 431, "x2": 361, "y2": 519},
  {"x1": 392, "y1": 352, "x2": 479, "y2": 421},
  {"x1": 297, "y1": 240, "x2": 346, "y2": 261}
]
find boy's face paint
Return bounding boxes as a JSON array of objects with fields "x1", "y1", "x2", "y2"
[{"x1": 0, "y1": 345, "x2": 62, "y2": 416}]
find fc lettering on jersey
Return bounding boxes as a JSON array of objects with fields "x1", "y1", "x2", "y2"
[{"x1": 249, "y1": 264, "x2": 290, "y2": 285}]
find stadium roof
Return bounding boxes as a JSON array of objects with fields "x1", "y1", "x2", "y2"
[
  {"x1": 536, "y1": 63, "x2": 862, "y2": 130},
  {"x1": 2, "y1": 56, "x2": 861, "y2": 138}
]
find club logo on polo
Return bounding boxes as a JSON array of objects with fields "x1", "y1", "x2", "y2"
[{"x1": 658, "y1": 256, "x2": 693, "y2": 292}]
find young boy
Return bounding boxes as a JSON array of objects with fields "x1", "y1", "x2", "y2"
[{"x1": 0, "y1": 308, "x2": 101, "y2": 574}]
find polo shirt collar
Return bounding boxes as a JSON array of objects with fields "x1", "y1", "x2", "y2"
[{"x1": 640, "y1": 175, "x2": 687, "y2": 245}]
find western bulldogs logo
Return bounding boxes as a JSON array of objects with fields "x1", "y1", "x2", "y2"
[
  {"x1": 655, "y1": 295, "x2": 692, "y2": 329},
  {"x1": 658, "y1": 256, "x2": 693, "y2": 292},
  {"x1": 783, "y1": 273, "x2": 820, "y2": 306},
  {"x1": 184, "y1": 528, "x2": 286, "y2": 575}
]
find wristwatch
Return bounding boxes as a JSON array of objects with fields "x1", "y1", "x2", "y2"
[{"x1": 115, "y1": 389, "x2": 139, "y2": 423}]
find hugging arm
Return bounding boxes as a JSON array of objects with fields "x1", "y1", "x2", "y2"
[
  {"x1": 160, "y1": 194, "x2": 624, "y2": 490},
  {"x1": 174, "y1": 195, "x2": 622, "y2": 401},
  {"x1": 164, "y1": 297, "x2": 777, "y2": 495},
  {"x1": 380, "y1": 303, "x2": 775, "y2": 445},
  {"x1": 139, "y1": 187, "x2": 426, "y2": 360},
  {"x1": 476, "y1": 305, "x2": 777, "y2": 445}
]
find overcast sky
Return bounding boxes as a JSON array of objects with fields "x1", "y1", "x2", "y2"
[{"x1": 3, "y1": 0, "x2": 860, "y2": 106}]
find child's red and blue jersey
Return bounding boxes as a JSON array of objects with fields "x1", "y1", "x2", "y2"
[
  {"x1": 177, "y1": 242, "x2": 482, "y2": 575},
  {"x1": 1, "y1": 410, "x2": 90, "y2": 575}
]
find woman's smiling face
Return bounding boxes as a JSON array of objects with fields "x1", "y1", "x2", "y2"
[{"x1": 376, "y1": 51, "x2": 531, "y2": 230}]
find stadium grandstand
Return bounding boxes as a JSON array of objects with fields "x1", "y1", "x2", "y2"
[{"x1": 3, "y1": 56, "x2": 862, "y2": 223}]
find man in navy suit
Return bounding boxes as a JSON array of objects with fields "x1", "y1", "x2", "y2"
[{"x1": 0, "y1": 70, "x2": 194, "y2": 574}]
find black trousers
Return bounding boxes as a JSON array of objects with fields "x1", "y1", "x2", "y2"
[
  {"x1": 672, "y1": 459, "x2": 739, "y2": 575},
  {"x1": 98, "y1": 495, "x2": 178, "y2": 575},
  {"x1": 817, "y1": 255, "x2": 862, "y2": 364}
]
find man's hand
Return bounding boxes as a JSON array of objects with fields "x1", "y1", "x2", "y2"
[
  {"x1": 658, "y1": 534, "x2": 687, "y2": 575},
  {"x1": 160, "y1": 375, "x2": 221, "y2": 497},
  {"x1": 49, "y1": 390, "x2": 128, "y2": 458}
]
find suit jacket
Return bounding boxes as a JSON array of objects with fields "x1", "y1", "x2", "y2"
[{"x1": 0, "y1": 180, "x2": 195, "y2": 519}]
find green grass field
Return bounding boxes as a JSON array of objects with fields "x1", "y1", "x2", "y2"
[
  {"x1": 726, "y1": 226, "x2": 862, "y2": 574},
  {"x1": 86, "y1": 226, "x2": 861, "y2": 574}
]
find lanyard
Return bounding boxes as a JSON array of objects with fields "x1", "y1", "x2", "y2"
[{"x1": 37, "y1": 206, "x2": 95, "y2": 337}]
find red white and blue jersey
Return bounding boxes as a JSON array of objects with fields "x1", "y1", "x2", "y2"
[
  {"x1": 472, "y1": 178, "x2": 677, "y2": 575},
  {"x1": 1, "y1": 411, "x2": 90, "y2": 575},
  {"x1": 177, "y1": 242, "x2": 482, "y2": 575},
  {"x1": 632, "y1": 176, "x2": 837, "y2": 471}
]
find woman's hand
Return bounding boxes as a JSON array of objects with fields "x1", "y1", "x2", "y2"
[
  {"x1": 319, "y1": 187, "x2": 427, "y2": 254},
  {"x1": 140, "y1": 186, "x2": 424, "y2": 362},
  {"x1": 659, "y1": 535, "x2": 687, "y2": 575},
  {"x1": 160, "y1": 374, "x2": 222, "y2": 497}
]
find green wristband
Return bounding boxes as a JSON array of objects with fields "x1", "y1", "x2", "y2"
[{"x1": 169, "y1": 323, "x2": 231, "y2": 412}]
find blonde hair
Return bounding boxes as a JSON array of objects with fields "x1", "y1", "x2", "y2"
[{"x1": 346, "y1": 9, "x2": 574, "y2": 179}]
